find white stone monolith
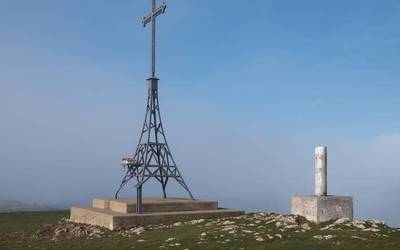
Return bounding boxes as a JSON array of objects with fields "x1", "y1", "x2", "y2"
[{"x1": 315, "y1": 146, "x2": 327, "y2": 196}]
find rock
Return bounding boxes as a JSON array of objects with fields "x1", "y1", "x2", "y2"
[
  {"x1": 363, "y1": 228, "x2": 380, "y2": 232},
  {"x1": 285, "y1": 225, "x2": 298, "y2": 229},
  {"x1": 324, "y1": 235, "x2": 335, "y2": 240},
  {"x1": 275, "y1": 234, "x2": 282, "y2": 239},
  {"x1": 369, "y1": 219, "x2": 385, "y2": 225},
  {"x1": 320, "y1": 225, "x2": 331, "y2": 231},
  {"x1": 351, "y1": 236, "x2": 367, "y2": 241},
  {"x1": 301, "y1": 223, "x2": 311, "y2": 230},
  {"x1": 265, "y1": 219, "x2": 275, "y2": 225},
  {"x1": 189, "y1": 219, "x2": 205, "y2": 225},
  {"x1": 173, "y1": 222, "x2": 183, "y2": 226},
  {"x1": 334, "y1": 218, "x2": 351, "y2": 225},
  {"x1": 354, "y1": 224, "x2": 366, "y2": 230},
  {"x1": 132, "y1": 227, "x2": 145, "y2": 235},
  {"x1": 313, "y1": 235, "x2": 335, "y2": 240},
  {"x1": 35, "y1": 220, "x2": 107, "y2": 241},
  {"x1": 255, "y1": 236, "x2": 264, "y2": 241},
  {"x1": 200, "y1": 232, "x2": 207, "y2": 237},
  {"x1": 222, "y1": 220, "x2": 235, "y2": 225},
  {"x1": 221, "y1": 225, "x2": 237, "y2": 231}
]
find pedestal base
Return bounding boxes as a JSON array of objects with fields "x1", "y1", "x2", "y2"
[
  {"x1": 70, "y1": 197, "x2": 244, "y2": 230},
  {"x1": 291, "y1": 195, "x2": 353, "y2": 223}
]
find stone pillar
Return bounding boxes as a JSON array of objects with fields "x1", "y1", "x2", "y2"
[
  {"x1": 292, "y1": 146, "x2": 353, "y2": 223},
  {"x1": 315, "y1": 146, "x2": 327, "y2": 196}
]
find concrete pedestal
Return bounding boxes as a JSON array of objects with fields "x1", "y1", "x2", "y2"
[
  {"x1": 70, "y1": 197, "x2": 244, "y2": 230},
  {"x1": 291, "y1": 195, "x2": 353, "y2": 223}
]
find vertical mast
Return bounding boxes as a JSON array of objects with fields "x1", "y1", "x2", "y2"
[
  {"x1": 115, "y1": 0, "x2": 194, "y2": 212},
  {"x1": 151, "y1": 0, "x2": 156, "y2": 78}
]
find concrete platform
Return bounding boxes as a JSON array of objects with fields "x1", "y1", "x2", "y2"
[
  {"x1": 291, "y1": 195, "x2": 353, "y2": 223},
  {"x1": 92, "y1": 197, "x2": 218, "y2": 213},
  {"x1": 70, "y1": 197, "x2": 244, "y2": 230}
]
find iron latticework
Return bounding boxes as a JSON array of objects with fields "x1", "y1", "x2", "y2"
[{"x1": 115, "y1": 0, "x2": 194, "y2": 213}]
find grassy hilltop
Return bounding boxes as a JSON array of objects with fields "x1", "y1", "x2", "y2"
[{"x1": 1, "y1": 210, "x2": 399, "y2": 250}]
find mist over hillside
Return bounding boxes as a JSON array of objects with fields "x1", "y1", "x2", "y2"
[{"x1": 0, "y1": 200, "x2": 54, "y2": 212}]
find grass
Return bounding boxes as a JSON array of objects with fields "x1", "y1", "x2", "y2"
[{"x1": 0, "y1": 210, "x2": 399, "y2": 250}]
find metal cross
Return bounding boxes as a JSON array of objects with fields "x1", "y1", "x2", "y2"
[{"x1": 142, "y1": 0, "x2": 167, "y2": 78}]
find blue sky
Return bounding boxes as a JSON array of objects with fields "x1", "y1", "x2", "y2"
[{"x1": 1, "y1": 0, "x2": 400, "y2": 225}]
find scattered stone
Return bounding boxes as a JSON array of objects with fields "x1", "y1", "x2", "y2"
[
  {"x1": 313, "y1": 235, "x2": 324, "y2": 240},
  {"x1": 132, "y1": 227, "x2": 145, "y2": 235},
  {"x1": 369, "y1": 219, "x2": 384, "y2": 225},
  {"x1": 313, "y1": 235, "x2": 335, "y2": 240},
  {"x1": 265, "y1": 220, "x2": 275, "y2": 225},
  {"x1": 325, "y1": 235, "x2": 335, "y2": 240},
  {"x1": 363, "y1": 228, "x2": 380, "y2": 232},
  {"x1": 351, "y1": 236, "x2": 367, "y2": 241},
  {"x1": 222, "y1": 220, "x2": 235, "y2": 225},
  {"x1": 173, "y1": 222, "x2": 183, "y2": 226},
  {"x1": 320, "y1": 225, "x2": 331, "y2": 231},
  {"x1": 255, "y1": 236, "x2": 264, "y2": 241},
  {"x1": 35, "y1": 219, "x2": 107, "y2": 241},
  {"x1": 301, "y1": 223, "x2": 311, "y2": 230},
  {"x1": 188, "y1": 219, "x2": 205, "y2": 225},
  {"x1": 334, "y1": 218, "x2": 351, "y2": 225},
  {"x1": 354, "y1": 224, "x2": 366, "y2": 230}
]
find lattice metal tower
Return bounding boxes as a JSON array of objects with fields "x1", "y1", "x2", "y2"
[{"x1": 115, "y1": 0, "x2": 194, "y2": 213}]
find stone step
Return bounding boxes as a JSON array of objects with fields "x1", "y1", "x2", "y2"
[
  {"x1": 93, "y1": 197, "x2": 218, "y2": 214},
  {"x1": 70, "y1": 206, "x2": 245, "y2": 230}
]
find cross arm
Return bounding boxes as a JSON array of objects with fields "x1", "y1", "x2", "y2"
[{"x1": 142, "y1": 3, "x2": 167, "y2": 27}]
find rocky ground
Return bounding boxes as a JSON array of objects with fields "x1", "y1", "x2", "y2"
[
  {"x1": 1, "y1": 210, "x2": 399, "y2": 249},
  {"x1": 34, "y1": 212, "x2": 399, "y2": 248}
]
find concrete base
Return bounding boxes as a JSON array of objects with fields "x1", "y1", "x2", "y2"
[
  {"x1": 291, "y1": 195, "x2": 353, "y2": 223},
  {"x1": 92, "y1": 197, "x2": 218, "y2": 213},
  {"x1": 70, "y1": 197, "x2": 244, "y2": 230}
]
